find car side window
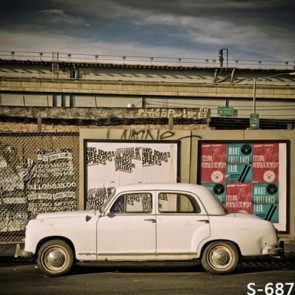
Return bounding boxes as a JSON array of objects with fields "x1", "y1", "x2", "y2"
[
  {"x1": 111, "y1": 193, "x2": 152, "y2": 213},
  {"x1": 158, "y1": 193, "x2": 200, "y2": 213}
]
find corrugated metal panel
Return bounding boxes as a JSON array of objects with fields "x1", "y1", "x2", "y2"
[{"x1": 210, "y1": 117, "x2": 295, "y2": 129}]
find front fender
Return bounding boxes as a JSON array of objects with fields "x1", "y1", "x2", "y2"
[{"x1": 24, "y1": 215, "x2": 97, "y2": 259}]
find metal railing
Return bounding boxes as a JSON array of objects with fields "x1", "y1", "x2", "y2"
[{"x1": 0, "y1": 50, "x2": 294, "y2": 69}]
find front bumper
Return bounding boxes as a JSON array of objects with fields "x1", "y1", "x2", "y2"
[
  {"x1": 14, "y1": 243, "x2": 33, "y2": 258},
  {"x1": 262, "y1": 240, "x2": 284, "y2": 257}
]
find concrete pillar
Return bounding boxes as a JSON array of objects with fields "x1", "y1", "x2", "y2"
[
  {"x1": 52, "y1": 94, "x2": 58, "y2": 107},
  {"x1": 61, "y1": 94, "x2": 67, "y2": 107},
  {"x1": 70, "y1": 94, "x2": 75, "y2": 108}
]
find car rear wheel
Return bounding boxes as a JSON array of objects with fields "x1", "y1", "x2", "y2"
[
  {"x1": 37, "y1": 239, "x2": 74, "y2": 276},
  {"x1": 201, "y1": 241, "x2": 239, "y2": 274}
]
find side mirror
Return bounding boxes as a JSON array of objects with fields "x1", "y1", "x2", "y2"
[{"x1": 107, "y1": 213, "x2": 116, "y2": 218}]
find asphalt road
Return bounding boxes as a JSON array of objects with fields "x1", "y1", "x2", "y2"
[{"x1": 1, "y1": 259, "x2": 295, "y2": 295}]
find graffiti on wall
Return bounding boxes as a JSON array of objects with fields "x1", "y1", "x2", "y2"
[
  {"x1": 198, "y1": 141, "x2": 288, "y2": 232},
  {"x1": 137, "y1": 107, "x2": 210, "y2": 119},
  {"x1": 85, "y1": 141, "x2": 178, "y2": 210},
  {"x1": 105, "y1": 129, "x2": 177, "y2": 141},
  {"x1": 0, "y1": 142, "x2": 77, "y2": 234}
]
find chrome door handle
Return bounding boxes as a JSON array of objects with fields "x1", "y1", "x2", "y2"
[
  {"x1": 144, "y1": 218, "x2": 156, "y2": 223},
  {"x1": 197, "y1": 219, "x2": 209, "y2": 223}
]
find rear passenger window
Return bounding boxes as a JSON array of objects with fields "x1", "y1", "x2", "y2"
[{"x1": 158, "y1": 193, "x2": 200, "y2": 213}]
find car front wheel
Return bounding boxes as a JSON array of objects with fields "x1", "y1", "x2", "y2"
[
  {"x1": 201, "y1": 241, "x2": 239, "y2": 274},
  {"x1": 37, "y1": 239, "x2": 74, "y2": 276}
]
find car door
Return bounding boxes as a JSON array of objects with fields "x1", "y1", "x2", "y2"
[
  {"x1": 156, "y1": 191, "x2": 210, "y2": 255},
  {"x1": 96, "y1": 191, "x2": 156, "y2": 255}
]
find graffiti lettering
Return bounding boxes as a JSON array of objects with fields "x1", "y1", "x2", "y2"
[
  {"x1": 27, "y1": 192, "x2": 76, "y2": 201},
  {"x1": 126, "y1": 193, "x2": 152, "y2": 212},
  {"x1": 137, "y1": 108, "x2": 210, "y2": 119},
  {"x1": 120, "y1": 129, "x2": 175, "y2": 140},
  {"x1": 1, "y1": 197, "x2": 26, "y2": 204},
  {"x1": 114, "y1": 147, "x2": 142, "y2": 172},
  {"x1": 27, "y1": 148, "x2": 78, "y2": 218},
  {"x1": 28, "y1": 199, "x2": 77, "y2": 213},
  {"x1": 87, "y1": 187, "x2": 114, "y2": 210},
  {"x1": 87, "y1": 147, "x2": 114, "y2": 165},
  {"x1": 36, "y1": 150, "x2": 73, "y2": 162},
  {"x1": 27, "y1": 182, "x2": 77, "y2": 190},
  {"x1": 142, "y1": 148, "x2": 171, "y2": 166}
]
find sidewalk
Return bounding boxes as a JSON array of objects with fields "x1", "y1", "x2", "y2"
[
  {"x1": 285, "y1": 241, "x2": 295, "y2": 254},
  {"x1": 0, "y1": 244, "x2": 35, "y2": 263}
]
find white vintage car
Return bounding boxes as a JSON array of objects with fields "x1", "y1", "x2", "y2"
[{"x1": 24, "y1": 183, "x2": 283, "y2": 276}]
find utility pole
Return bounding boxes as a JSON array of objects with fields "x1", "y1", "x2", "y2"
[
  {"x1": 219, "y1": 48, "x2": 228, "y2": 67},
  {"x1": 250, "y1": 78, "x2": 259, "y2": 129}
]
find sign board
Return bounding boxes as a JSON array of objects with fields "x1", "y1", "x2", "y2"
[
  {"x1": 250, "y1": 113, "x2": 260, "y2": 129},
  {"x1": 84, "y1": 140, "x2": 179, "y2": 210},
  {"x1": 198, "y1": 141, "x2": 288, "y2": 232},
  {"x1": 218, "y1": 107, "x2": 235, "y2": 116}
]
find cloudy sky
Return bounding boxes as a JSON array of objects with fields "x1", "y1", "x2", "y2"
[{"x1": 0, "y1": 0, "x2": 294, "y2": 62}]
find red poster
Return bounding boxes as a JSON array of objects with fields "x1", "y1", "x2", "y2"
[
  {"x1": 252, "y1": 144, "x2": 279, "y2": 183},
  {"x1": 225, "y1": 183, "x2": 252, "y2": 214},
  {"x1": 200, "y1": 144, "x2": 226, "y2": 183}
]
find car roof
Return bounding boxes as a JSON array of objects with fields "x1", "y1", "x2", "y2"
[{"x1": 116, "y1": 182, "x2": 209, "y2": 194}]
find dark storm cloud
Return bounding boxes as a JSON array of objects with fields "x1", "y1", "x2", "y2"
[{"x1": 0, "y1": 0, "x2": 294, "y2": 60}]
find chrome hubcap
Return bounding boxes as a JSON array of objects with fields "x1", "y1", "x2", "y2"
[
  {"x1": 210, "y1": 246, "x2": 231, "y2": 268},
  {"x1": 44, "y1": 248, "x2": 66, "y2": 270},
  {"x1": 212, "y1": 249, "x2": 229, "y2": 265}
]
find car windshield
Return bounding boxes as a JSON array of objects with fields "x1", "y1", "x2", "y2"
[{"x1": 100, "y1": 188, "x2": 116, "y2": 213}]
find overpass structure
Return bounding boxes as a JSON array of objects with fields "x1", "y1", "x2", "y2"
[
  {"x1": 1, "y1": 54, "x2": 295, "y2": 245},
  {"x1": 0, "y1": 56, "x2": 295, "y2": 129}
]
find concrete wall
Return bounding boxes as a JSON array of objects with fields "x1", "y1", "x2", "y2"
[{"x1": 79, "y1": 128, "x2": 295, "y2": 242}]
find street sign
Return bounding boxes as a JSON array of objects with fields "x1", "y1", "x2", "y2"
[
  {"x1": 250, "y1": 113, "x2": 260, "y2": 129},
  {"x1": 218, "y1": 107, "x2": 235, "y2": 116}
]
